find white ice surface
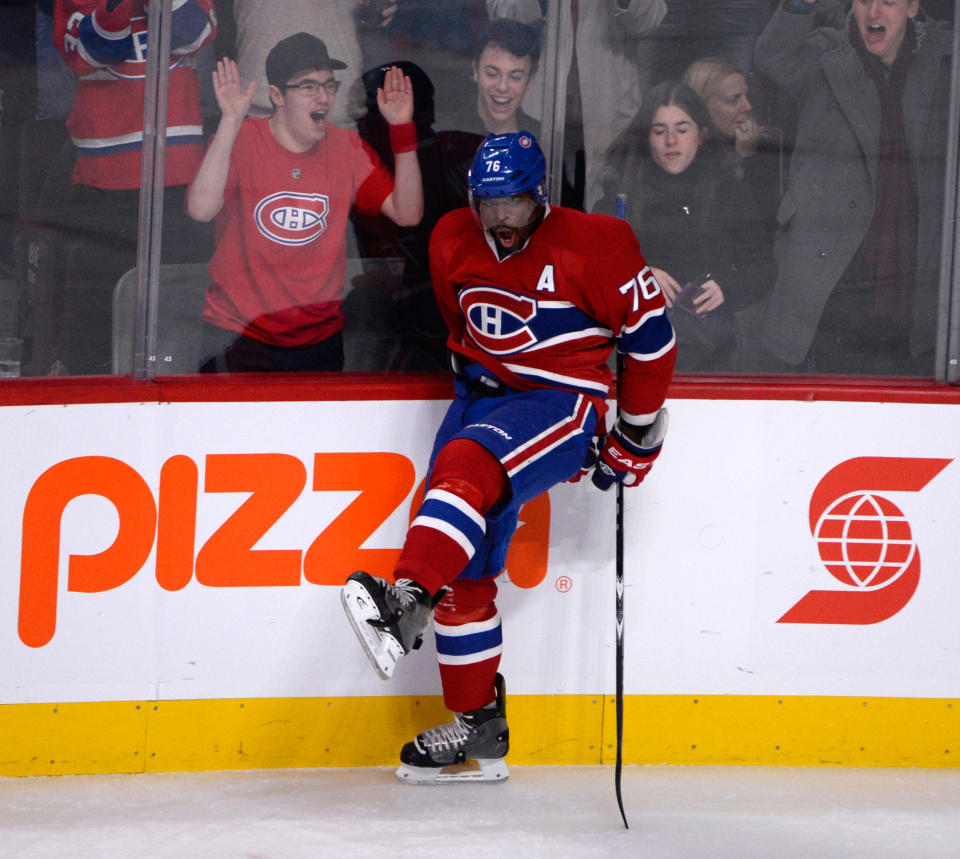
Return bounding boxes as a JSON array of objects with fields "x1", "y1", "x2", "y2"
[{"x1": 1, "y1": 765, "x2": 958, "y2": 858}]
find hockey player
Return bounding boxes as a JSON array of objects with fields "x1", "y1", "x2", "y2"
[{"x1": 342, "y1": 131, "x2": 676, "y2": 783}]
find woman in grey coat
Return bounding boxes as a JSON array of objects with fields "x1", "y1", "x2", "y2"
[{"x1": 748, "y1": 0, "x2": 953, "y2": 376}]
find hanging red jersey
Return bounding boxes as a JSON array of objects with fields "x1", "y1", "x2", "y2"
[{"x1": 54, "y1": 0, "x2": 216, "y2": 189}]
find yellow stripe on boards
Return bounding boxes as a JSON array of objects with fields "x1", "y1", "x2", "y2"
[
  {"x1": 0, "y1": 695, "x2": 954, "y2": 777},
  {"x1": 607, "y1": 695, "x2": 958, "y2": 768}
]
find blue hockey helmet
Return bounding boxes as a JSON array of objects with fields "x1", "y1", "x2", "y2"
[{"x1": 468, "y1": 131, "x2": 549, "y2": 207}]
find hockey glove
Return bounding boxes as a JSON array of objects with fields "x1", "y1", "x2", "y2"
[{"x1": 591, "y1": 408, "x2": 669, "y2": 491}]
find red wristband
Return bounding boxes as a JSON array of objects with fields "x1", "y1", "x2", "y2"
[{"x1": 389, "y1": 122, "x2": 417, "y2": 154}]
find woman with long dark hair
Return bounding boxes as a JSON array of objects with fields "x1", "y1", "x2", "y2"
[{"x1": 597, "y1": 80, "x2": 775, "y2": 372}]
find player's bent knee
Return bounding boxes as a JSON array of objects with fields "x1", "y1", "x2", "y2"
[{"x1": 430, "y1": 439, "x2": 508, "y2": 514}]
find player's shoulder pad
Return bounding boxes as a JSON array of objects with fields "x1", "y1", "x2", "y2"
[
  {"x1": 430, "y1": 207, "x2": 476, "y2": 247},
  {"x1": 550, "y1": 208, "x2": 640, "y2": 258}
]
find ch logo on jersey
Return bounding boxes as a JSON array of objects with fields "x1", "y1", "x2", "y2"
[
  {"x1": 254, "y1": 192, "x2": 330, "y2": 246},
  {"x1": 460, "y1": 286, "x2": 538, "y2": 355}
]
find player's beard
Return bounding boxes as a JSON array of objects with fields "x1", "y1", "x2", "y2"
[{"x1": 487, "y1": 207, "x2": 545, "y2": 257}]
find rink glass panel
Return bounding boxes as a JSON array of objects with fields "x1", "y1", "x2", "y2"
[{"x1": 0, "y1": 1, "x2": 958, "y2": 381}]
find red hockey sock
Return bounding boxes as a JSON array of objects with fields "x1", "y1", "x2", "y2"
[{"x1": 433, "y1": 577, "x2": 501, "y2": 713}]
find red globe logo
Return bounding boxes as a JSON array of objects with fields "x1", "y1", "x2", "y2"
[
  {"x1": 780, "y1": 457, "x2": 950, "y2": 625},
  {"x1": 813, "y1": 491, "x2": 916, "y2": 590}
]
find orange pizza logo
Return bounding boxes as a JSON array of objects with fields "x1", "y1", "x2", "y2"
[{"x1": 17, "y1": 452, "x2": 552, "y2": 648}]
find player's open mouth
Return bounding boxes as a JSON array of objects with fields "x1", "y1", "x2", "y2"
[
  {"x1": 493, "y1": 226, "x2": 519, "y2": 248},
  {"x1": 310, "y1": 111, "x2": 326, "y2": 123}
]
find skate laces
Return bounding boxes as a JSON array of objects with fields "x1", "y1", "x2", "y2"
[
  {"x1": 390, "y1": 578, "x2": 425, "y2": 609},
  {"x1": 416, "y1": 717, "x2": 472, "y2": 754},
  {"x1": 369, "y1": 578, "x2": 426, "y2": 630}
]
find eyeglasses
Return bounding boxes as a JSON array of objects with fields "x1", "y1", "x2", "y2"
[{"x1": 284, "y1": 79, "x2": 341, "y2": 96}]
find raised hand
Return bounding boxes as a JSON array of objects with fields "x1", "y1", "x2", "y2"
[
  {"x1": 377, "y1": 65, "x2": 414, "y2": 126},
  {"x1": 381, "y1": 2, "x2": 399, "y2": 27},
  {"x1": 212, "y1": 58, "x2": 257, "y2": 125},
  {"x1": 354, "y1": 0, "x2": 399, "y2": 30}
]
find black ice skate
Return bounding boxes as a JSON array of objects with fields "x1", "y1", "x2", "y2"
[
  {"x1": 396, "y1": 673, "x2": 509, "y2": 784},
  {"x1": 341, "y1": 571, "x2": 435, "y2": 680}
]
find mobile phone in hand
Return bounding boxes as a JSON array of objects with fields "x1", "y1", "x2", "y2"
[{"x1": 674, "y1": 274, "x2": 710, "y2": 316}]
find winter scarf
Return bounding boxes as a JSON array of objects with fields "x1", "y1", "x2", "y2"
[{"x1": 848, "y1": 16, "x2": 918, "y2": 324}]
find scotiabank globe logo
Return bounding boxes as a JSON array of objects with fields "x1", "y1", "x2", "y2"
[{"x1": 778, "y1": 456, "x2": 950, "y2": 625}]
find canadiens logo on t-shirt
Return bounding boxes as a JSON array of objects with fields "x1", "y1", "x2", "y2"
[{"x1": 254, "y1": 192, "x2": 330, "y2": 246}]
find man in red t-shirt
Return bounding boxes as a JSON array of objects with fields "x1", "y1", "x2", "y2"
[{"x1": 187, "y1": 32, "x2": 423, "y2": 371}]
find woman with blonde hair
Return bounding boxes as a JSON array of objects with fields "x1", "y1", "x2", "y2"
[
  {"x1": 684, "y1": 57, "x2": 758, "y2": 159},
  {"x1": 683, "y1": 56, "x2": 783, "y2": 239}
]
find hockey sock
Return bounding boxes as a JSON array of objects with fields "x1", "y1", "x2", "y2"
[
  {"x1": 393, "y1": 439, "x2": 507, "y2": 596},
  {"x1": 433, "y1": 576, "x2": 502, "y2": 713}
]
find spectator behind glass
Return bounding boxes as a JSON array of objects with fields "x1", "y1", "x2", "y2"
[
  {"x1": 443, "y1": 17, "x2": 541, "y2": 137},
  {"x1": 348, "y1": 22, "x2": 560, "y2": 370},
  {"x1": 186, "y1": 33, "x2": 423, "y2": 373},
  {"x1": 597, "y1": 81, "x2": 775, "y2": 372},
  {"x1": 352, "y1": 57, "x2": 526, "y2": 370},
  {"x1": 360, "y1": 0, "x2": 490, "y2": 132},
  {"x1": 233, "y1": 0, "x2": 397, "y2": 127},
  {"x1": 748, "y1": 0, "x2": 954, "y2": 376},
  {"x1": 683, "y1": 56, "x2": 783, "y2": 239},
  {"x1": 638, "y1": 0, "x2": 770, "y2": 85},
  {"x1": 351, "y1": 20, "x2": 542, "y2": 303},
  {"x1": 33, "y1": 0, "x2": 217, "y2": 376},
  {"x1": 537, "y1": 0, "x2": 667, "y2": 212}
]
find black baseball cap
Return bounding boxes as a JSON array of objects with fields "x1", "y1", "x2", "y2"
[{"x1": 265, "y1": 33, "x2": 347, "y2": 87}]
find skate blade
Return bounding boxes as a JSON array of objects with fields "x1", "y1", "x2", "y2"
[
  {"x1": 395, "y1": 758, "x2": 509, "y2": 784},
  {"x1": 341, "y1": 581, "x2": 404, "y2": 680}
]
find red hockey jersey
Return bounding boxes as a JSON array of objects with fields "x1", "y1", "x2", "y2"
[
  {"x1": 429, "y1": 206, "x2": 677, "y2": 425},
  {"x1": 54, "y1": 0, "x2": 216, "y2": 189}
]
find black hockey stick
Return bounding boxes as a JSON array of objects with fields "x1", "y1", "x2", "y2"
[{"x1": 613, "y1": 193, "x2": 629, "y2": 830}]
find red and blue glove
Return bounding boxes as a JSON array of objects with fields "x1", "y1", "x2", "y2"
[{"x1": 591, "y1": 408, "x2": 668, "y2": 491}]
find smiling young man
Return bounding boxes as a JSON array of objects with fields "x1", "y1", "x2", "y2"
[
  {"x1": 186, "y1": 32, "x2": 422, "y2": 372},
  {"x1": 471, "y1": 19, "x2": 541, "y2": 137},
  {"x1": 749, "y1": 0, "x2": 954, "y2": 375},
  {"x1": 441, "y1": 19, "x2": 541, "y2": 141}
]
